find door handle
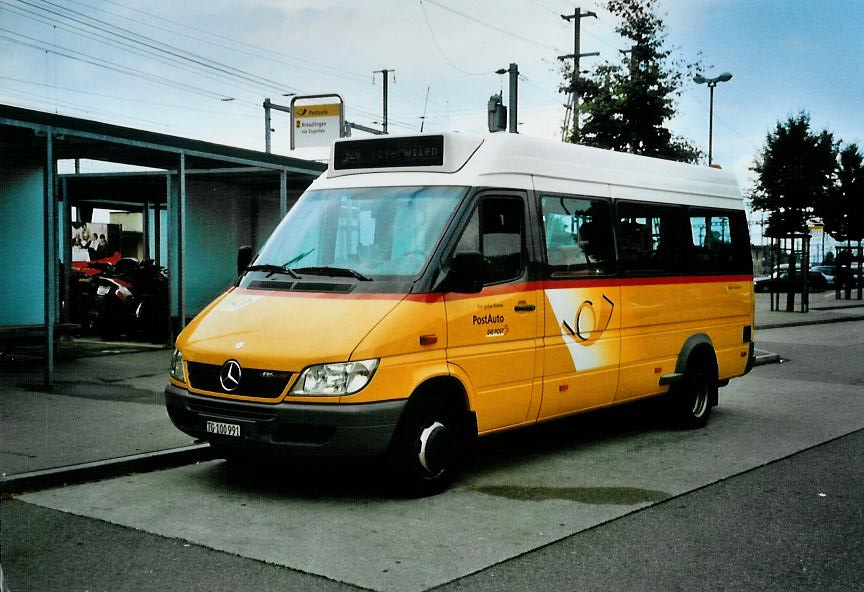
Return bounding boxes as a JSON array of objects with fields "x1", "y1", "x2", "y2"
[{"x1": 514, "y1": 303, "x2": 536, "y2": 312}]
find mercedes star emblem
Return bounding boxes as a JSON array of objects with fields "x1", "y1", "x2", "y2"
[{"x1": 219, "y1": 360, "x2": 242, "y2": 392}]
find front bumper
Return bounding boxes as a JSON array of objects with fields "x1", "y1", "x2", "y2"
[{"x1": 165, "y1": 384, "x2": 406, "y2": 459}]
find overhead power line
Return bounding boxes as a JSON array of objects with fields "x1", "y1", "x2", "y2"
[
  {"x1": 422, "y1": 0, "x2": 558, "y2": 51},
  {"x1": 2, "y1": 0, "x2": 439, "y2": 132},
  {"x1": 57, "y1": 0, "x2": 450, "y2": 115},
  {"x1": 0, "y1": 29, "x2": 233, "y2": 100},
  {"x1": 1, "y1": 3, "x2": 272, "y2": 101},
  {"x1": 10, "y1": 0, "x2": 300, "y2": 94},
  {"x1": 85, "y1": 0, "x2": 373, "y2": 84},
  {"x1": 418, "y1": 0, "x2": 490, "y2": 76}
]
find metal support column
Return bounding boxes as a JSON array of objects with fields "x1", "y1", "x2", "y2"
[
  {"x1": 166, "y1": 173, "x2": 176, "y2": 343},
  {"x1": 154, "y1": 201, "x2": 162, "y2": 268},
  {"x1": 142, "y1": 198, "x2": 151, "y2": 261},
  {"x1": 279, "y1": 170, "x2": 288, "y2": 218},
  {"x1": 43, "y1": 130, "x2": 57, "y2": 385},
  {"x1": 178, "y1": 153, "x2": 186, "y2": 331},
  {"x1": 61, "y1": 177, "x2": 72, "y2": 323}
]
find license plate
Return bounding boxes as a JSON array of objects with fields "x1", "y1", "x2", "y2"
[
  {"x1": 97, "y1": 285, "x2": 111, "y2": 296},
  {"x1": 206, "y1": 420, "x2": 240, "y2": 437}
]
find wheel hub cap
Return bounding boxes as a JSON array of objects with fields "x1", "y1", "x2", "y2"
[{"x1": 418, "y1": 421, "x2": 448, "y2": 475}]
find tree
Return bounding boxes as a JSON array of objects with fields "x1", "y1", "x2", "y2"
[
  {"x1": 561, "y1": 0, "x2": 701, "y2": 163},
  {"x1": 749, "y1": 113, "x2": 837, "y2": 238},
  {"x1": 820, "y1": 143, "x2": 864, "y2": 244}
]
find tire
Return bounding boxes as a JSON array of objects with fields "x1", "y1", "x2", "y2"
[
  {"x1": 670, "y1": 363, "x2": 716, "y2": 430},
  {"x1": 387, "y1": 396, "x2": 466, "y2": 497}
]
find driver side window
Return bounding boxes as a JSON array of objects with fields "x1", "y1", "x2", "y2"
[{"x1": 455, "y1": 197, "x2": 526, "y2": 285}]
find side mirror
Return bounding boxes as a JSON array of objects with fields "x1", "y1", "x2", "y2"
[
  {"x1": 445, "y1": 250, "x2": 484, "y2": 294},
  {"x1": 236, "y1": 245, "x2": 253, "y2": 276}
]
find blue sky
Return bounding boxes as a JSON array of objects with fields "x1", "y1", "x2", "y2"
[{"x1": 1, "y1": 0, "x2": 861, "y2": 197}]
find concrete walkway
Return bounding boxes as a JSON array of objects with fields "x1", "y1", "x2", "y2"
[
  {"x1": 755, "y1": 290, "x2": 864, "y2": 329},
  {"x1": 1, "y1": 343, "x2": 199, "y2": 487}
]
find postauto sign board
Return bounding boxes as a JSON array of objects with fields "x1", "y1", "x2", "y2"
[{"x1": 290, "y1": 94, "x2": 345, "y2": 149}]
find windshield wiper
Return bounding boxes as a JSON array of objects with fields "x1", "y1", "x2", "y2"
[
  {"x1": 245, "y1": 264, "x2": 299, "y2": 279},
  {"x1": 284, "y1": 248, "x2": 315, "y2": 267},
  {"x1": 293, "y1": 266, "x2": 372, "y2": 281}
]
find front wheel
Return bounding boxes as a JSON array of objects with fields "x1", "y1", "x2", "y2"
[
  {"x1": 670, "y1": 366, "x2": 715, "y2": 430},
  {"x1": 387, "y1": 398, "x2": 465, "y2": 497}
]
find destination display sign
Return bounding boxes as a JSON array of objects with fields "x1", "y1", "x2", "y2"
[{"x1": 333, "y1": 135, "x2": 444, "y2": 170}]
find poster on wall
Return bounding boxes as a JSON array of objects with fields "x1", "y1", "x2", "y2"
[{"x1": 71, "y1": 222, "x2": 122, "y2": 263}]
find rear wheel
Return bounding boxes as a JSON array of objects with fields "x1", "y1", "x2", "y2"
[
  {"x1": 670, "y1": 363, "x2": 716, "y2": 430},
  {"x1": 388, "y1": 396, "x2": 466, "y2": 497}
]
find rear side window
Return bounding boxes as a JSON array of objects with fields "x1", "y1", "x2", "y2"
[
  {"x1": 617, "y1": 202, "x2": 688, "y2": 275},
  {"x1": 541, "y1": 195, "x2": 615, "y2": 277},
  {"x1": 688, "y1": 209, "x2": 752, "y2": 274}
]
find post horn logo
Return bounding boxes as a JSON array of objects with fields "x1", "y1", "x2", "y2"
[
  {"x1": 219, "y1": 360, "x2": 242, "y2": 392},
  {"x1": 562, "y1": 294, "x2": 615, "y2": 346}
]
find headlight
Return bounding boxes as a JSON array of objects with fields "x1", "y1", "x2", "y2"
[
  {"x1": 291, "y1": 359, "x2": 379, "y2": 396},
  {"x1": 170, "y1": 349, "x2": 185, "y2": 383}
]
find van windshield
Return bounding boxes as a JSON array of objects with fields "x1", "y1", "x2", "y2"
[{"x1": 254, "y1": 186, "x2": 468, "y2": 278}]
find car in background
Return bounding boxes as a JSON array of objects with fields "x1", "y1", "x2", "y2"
[
  {"x1": 754, "y1": 270, "x2": 829, "y2": 293},
  {"x1": 811, "y1": 265, "x2": 836, "y2": 286}
]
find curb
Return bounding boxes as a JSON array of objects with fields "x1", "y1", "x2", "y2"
[
  {"x1": 756, "y1": 314, "x2": 864, "y2": 331},
  {"x1": 753, "y1": 352, "x2": 781, "y2": 366},
  {"x1": 1, "y1": 443, "x2": 216, "y2": 497}
]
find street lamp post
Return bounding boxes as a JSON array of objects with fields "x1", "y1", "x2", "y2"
[{"x1": 693, "y1": 72, "x2": 732, "y2": 166}]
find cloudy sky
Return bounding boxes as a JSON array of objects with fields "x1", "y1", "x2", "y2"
[{"x1": 1, "y1": 0, "x2": 862, "y2": 193}]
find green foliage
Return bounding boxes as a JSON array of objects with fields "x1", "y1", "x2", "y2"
[
  {"x1": 749, "y1": 113, "x2": 838, "y2": 237},
  {"x1": 561, "y1": 0, "x2": 701, "y2": 163},
  {"x1": 821, "y1": 143, "x2": 864, "y2": 242}
]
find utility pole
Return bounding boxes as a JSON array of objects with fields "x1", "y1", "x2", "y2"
[
  {"x1": 558, "y1": 7, "x2": 598, "y2": 141},
  {"x1": 373, "y1": 69, "x2": 394, "y2": 134},
  {"x1": 263, "y1": 96, "x2": 296, "y2": 152},
  {"x1": 495, "y1": 63, "x2": 519, "y2": 133},
  {"x1": 264, "y1": 98, "x2": 272, "y2": 153}
]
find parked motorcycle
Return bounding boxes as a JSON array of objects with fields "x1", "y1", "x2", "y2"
[{"x1": 85, "y1": 259, "x2": 169, "y2": 342}]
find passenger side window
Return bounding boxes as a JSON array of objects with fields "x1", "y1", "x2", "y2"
[
  {"x1": 454, "y1": 197, "x2": 526, "y2": 285},
  {"x1": 617, "y1": 202, "x2": 687, "y2": 275},
  {"x1": 689, "y1": 209, "x2": 751, "y2": 274},
  {"x1": 541, "y1": 195, "x2": 614, "y2": 276}
]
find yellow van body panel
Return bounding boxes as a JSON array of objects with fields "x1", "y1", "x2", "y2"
[
  {"x1": 176, "y1": 288, "x2": 402, "y2": 403},
  {"x1": 444, "y1": 285, "x2": 541, "y2": 433},
  {"x1": 345, "y1": 297, "x2": 449, "y2": 404},
  {"x1": 539, "y1": 282, "x2": 621, "y2": 420},
  {"x1": 617, "y1": 277, "x2": 753, "y2": 401},
  {"x1": 174, "y1": 276, "x2": 752, "y2": 414}
]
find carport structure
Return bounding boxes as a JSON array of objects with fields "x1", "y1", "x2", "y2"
[{"x1": 0, "y1": 104, "x2": 326, "y2": 384}]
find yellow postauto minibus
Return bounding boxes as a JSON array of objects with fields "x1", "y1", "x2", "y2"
[{"x1": 166, "y1": 133, "x2": 754, "y2": 495}]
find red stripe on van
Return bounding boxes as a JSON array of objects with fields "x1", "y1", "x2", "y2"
[{"x1": 235, "y1": 274, "x2": 752, "y2": 301}]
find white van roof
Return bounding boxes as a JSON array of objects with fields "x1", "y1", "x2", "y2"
[{"x1": 314, "y1": 132, "x2": 743, "y2": 210}]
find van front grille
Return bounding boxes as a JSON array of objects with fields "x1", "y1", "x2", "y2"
[{"x1": 186, "y1": 362, "x2": 291, "y2": 399}]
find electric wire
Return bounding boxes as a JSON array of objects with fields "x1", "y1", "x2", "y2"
[
  {"x1": 3, "y1": 0, "x2": 426, "y2": 129},
  {"x1": 0, "y1": 30, "x2": 234, "y2": 100},
  {"x1": 1, "y1": 3, "x2": 273, "y2": 103},
  {"x1": 418, "y1": 0, "x2": 491, "y2": 77},
  {"x1": 42, "y1": 0, "x2": 451, "y2": 115},
  {"x1": 0, "y1": 75, "x2": 258, "y2": 117},
  {"x1": 10, "y1": 0, "x2": 300, "y2": 94},
  {"x1": 422, "y1": 0, "x2": 558, "y2": 51},
  {"x1": 80, "y1": 0, "x2": 373, "y2": 84}
]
